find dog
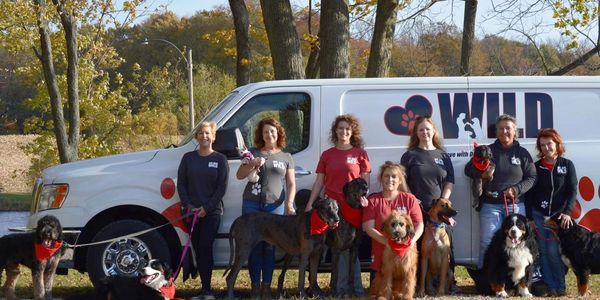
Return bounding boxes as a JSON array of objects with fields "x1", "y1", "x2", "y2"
[
  {"x1": 327, "y1": 177, "x2": 369, "y2": 296},
  {"x1": 470, "y1": 143, "x2": 495, "y2": 210},
  {"x1": 239, "y1": 147, "x2": 262, "y2": 183},
  {"x1": 544, "y1": 214, "x2": 600, "y2": 296},
  {"x1": 0, "y1": 215, "x2": 64, "y2": 300},
  {"x1": 474, "y1": 213, "x2": 538, "y2": 297},
  {"x1": 418, "y1": 197, "x2": 457, "y2": 296},
  {"x1": 224, "y1": 197, "x2": 340, "y2": 299},
  {"x1": 370, "y1": 210, "x2": 418, "y2": 300},
  {"x1": 65, "y1": 259, "x2": 176, "y2": 300}
]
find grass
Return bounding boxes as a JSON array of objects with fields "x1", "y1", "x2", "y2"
[
  {"x1": 0, "y1": 192, "x2": 31, "y2": 211},
  {"x1": 5, "y1": 266, "x2": 600, "y2": 299}
]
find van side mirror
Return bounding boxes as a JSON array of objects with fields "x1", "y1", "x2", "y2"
[{"x1": 214, "y1": 127, "x2": 245, "y2": 159}]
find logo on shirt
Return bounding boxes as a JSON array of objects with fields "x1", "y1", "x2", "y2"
[
  {"x1": 208, "y1": 162, "x2": 219, "y2": 168},
  {"x1": 272, "y1": 160, "x2": 285, "y2": 169},
  {"x1": 347, "y1": 156, "x2": 358, "y2": 165},
  {"x1": 557, "y1": 166, "x2": 567, "y2": 174},
  {"x1": 394, "y1": 206, "x2": 408, "y2": 214},
  {"x1": 511, "y1": 156, "x2": 521, "y2": 165},
  {"x1": 434, "y1": 158, "x2": 444, "y2": 166}
]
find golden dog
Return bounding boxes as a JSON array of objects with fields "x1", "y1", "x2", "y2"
[
  {"x1": 371, "y1": 210, "x2": 418, "y2": 300},
  {"x1": 418, "y1": 197, "x2": 457, "y2": 296}
]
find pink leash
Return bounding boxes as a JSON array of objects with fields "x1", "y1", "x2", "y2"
[
  {"x1": 503, "y1": 193, "x2": 516, "y2": 216},
  {"x1": 171, "y1": 209, "x2": 200, "y2": 282}
]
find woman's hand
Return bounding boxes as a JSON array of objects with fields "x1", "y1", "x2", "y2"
[
  {"x1": 285, "y1": 203, "x2": 296, "y2": 216},
  {"x1": 558, "y1": 213, "x2": 573, "y2": 229},
  {"x1": 504, "y1": 186, "x2": 517, "y2": 200},
  {"x1": 252, "y1": 157, "x2": 266, "y2": 168}
]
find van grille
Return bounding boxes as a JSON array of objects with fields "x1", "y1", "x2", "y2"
[{"x1": 30, "y1": 177, "x2": 42, "y2": 214}]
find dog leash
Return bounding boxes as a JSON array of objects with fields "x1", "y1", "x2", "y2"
[
  {"x1": 503, "y1": 193, "x2": 516, "y2": 216},
  {"x1": 64, "y1": 209, "x2": 196, "y2": 248},
  {"x1": 530, "y1": 222, "x2": 560, "y2": 241},
  {"x1": 171, "y1": 209, "x2": 200, "y2": 281}
]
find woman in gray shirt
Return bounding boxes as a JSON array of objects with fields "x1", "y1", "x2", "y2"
[{"x1": 236, "y1": 117, "x2": 296, "y2": 298}]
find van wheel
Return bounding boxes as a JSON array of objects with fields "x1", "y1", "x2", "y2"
[{"x1": 86, "y1": 219, "x2": 171, "y2": 286}]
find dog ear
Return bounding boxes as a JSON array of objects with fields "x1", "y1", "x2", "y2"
[{"x1": 406, "y1": 217, "x2": 416, "y2": 238}]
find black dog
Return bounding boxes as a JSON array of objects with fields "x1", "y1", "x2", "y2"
[
  {"x1": 0, "y1": 215, "x2": 64, "y2": 300},
  {"x1": 545, "y1": 214, "x2": 600, "y2": 296},
  {"x1": 469, "y1": 143, "x2": 495, "y2": 210},
  {"x1": 224, "y1": 197, "x2": 340, "y2": 299},
  {"x1": 473, "y1": 214, "x2": 538, "y2": 297},
  {"x1": 65, "y1": 259, "x2": 175, "y2": 300},
  {"x1": 327, "y1": 177, "x2": 369, "y2": 296}
]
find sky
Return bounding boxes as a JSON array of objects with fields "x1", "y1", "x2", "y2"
[{"x1": 127, "y1": 0, "x2": 565, "y2": 42}]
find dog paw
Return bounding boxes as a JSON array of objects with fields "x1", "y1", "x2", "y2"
[
  {"x1": 518, "y1": 286, "x2": 533, "y2": 298},
  {"x1": 496, "y1": 290, "x2": 508, "y2": 297}
]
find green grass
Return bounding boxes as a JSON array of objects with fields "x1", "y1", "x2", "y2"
[
  {"x1": 5, "y1": 266, "x2": 600, "y2": 299},
  {"x1": 0, "y1": 192, "x2": 31, "y2": 211}
]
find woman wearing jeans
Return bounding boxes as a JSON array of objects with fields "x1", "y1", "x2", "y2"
[
  {"x1": 525, "y1": 128, "x2": 577, "y2": 297},
  {"x1": 465, "y1": 114, "x2": 536, "y2": 269},
  {"x1": 236, "y1": 118, "x2": 296, "y2": 299}
]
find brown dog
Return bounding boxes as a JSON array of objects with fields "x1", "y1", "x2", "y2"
[
  {"x1": 418, "y1": 198, "x2": 457, "y2": 296},
  {"x1": 371, "y1": 210, "x2": 418, "y2": 300}
]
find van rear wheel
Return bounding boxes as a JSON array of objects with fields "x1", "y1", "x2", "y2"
[{"x1": 86, "y1": 219, "x2": 171, "y2": 287}]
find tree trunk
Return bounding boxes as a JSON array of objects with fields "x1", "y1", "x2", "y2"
[
  {"x1": 259, "y1": 0, "x2": 305, "y2": 79},
  {"x1": 460, "y1": 0, "x2": 478, "y2": 76},
  {"x1": 34, "y1": 0, "x2": 79, "y2": 163},
  {"x1": 366, "y1": 0, "x2": 399, "y2": 78},
  {"x1": 319, "y1": 0, "x2": 350, "y2": 78},
  {"x1": 229, "y1": 0, "x2": 251, "y2": 86}
]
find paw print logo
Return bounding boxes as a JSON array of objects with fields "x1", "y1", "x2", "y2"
[
  {"x1": 571, "y1": 176, "x2": 600, "y2": 232},
  {"x1": 384, "y1": 95, "x2": 433, "y2": 136},
  {"x1": 251, "y1": 182, "x2": 262, "y2": 196}
]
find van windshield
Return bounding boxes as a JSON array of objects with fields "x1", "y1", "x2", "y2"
[{"x1": 178, "y1": 91, "x2": 239, "y2": 146}]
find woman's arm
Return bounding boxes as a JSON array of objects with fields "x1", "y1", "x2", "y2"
[
  {"x1": 176, "y1": 155, "x2": 192, "y2": 210},
  {"x1": 363, "y1": 219, "x2": 387, "y2": 246},
  {"x1": 285, "y1": 168, "x2": 296, "y2": 215},
  {"x1": 412, "y1": 222, "x2": 424, "y2": 247},
  {"x1": 441, "y1": 182, "x2": 453, "y2": 199},
  {"x1": 305, "y1": 173, "x2": 325, "y2": 212},
  {"x1": 236, "y1": 157, "x2": 264, "y2": 179}
]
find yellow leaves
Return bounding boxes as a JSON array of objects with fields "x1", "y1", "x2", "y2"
[
  {"x1": 551, "y1": 0, "x2": 598, "y2": 48},
  {"x1": 202, "y1": 29, "x2": 235, "y2": 45},
  {"x1": 240, "y1": 58, "x2": 251, "y2": 66},
  {"x1": 224, "y1": 47, "x2": 237, "y2": 57}
]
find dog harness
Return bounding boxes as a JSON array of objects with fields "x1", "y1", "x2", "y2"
[
  {"x1": 310, "y1": 210, "x2": 329, "y2": 235},
  {"x1": 34, "y1": 241, "x2": 63, "y2": 261},
  {"x1": 387, "y1": 238, "x2": 412, "y2": 257}
]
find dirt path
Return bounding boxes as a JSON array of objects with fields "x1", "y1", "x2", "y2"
[{"x1": 0, "y1": 135, "x2": 36, "y2": 193}]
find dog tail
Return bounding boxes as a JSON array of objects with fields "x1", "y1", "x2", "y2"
[{"x1": 222, "y1": 221, "x2": 236, "y2": 278}]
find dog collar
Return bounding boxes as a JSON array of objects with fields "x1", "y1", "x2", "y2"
[
  {"x1": 388, "y1": 238, "x2": 412, "y2": 257},
  {"x1": 310, "y1": 210, "x2": 329, "y2": 236},
  {"x1": 159, "y1": 282, "x2": 176, "y2": 300},
  {"x1": 34, "y1": 241, "x2": 63, "y2": 261},
  {"x1": 337, "y1": 198, "x2": 362, "y2": 230},
  {"x1": 473, "y1": 155, "x2": 491, "y2": 171},
  {"x1": 428, "y1": 221, "x2": 447, "y2": 229}
]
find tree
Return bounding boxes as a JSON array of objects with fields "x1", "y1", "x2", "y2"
[
  {"x1": 229, "y1": 0, "x2": 251, "y2": 86},
  {"x1": 366, "y1": 0, "x2": 401, "y2": 77},
  {"x1": 460, "y1": 0, "x2": 477, "y2": 76},
  {"x1": 319, "y1": 0, "x2": 350, "y2": 78},
  {"x1": 259, "y1": 0, "x2": 305, "y2": 79}
]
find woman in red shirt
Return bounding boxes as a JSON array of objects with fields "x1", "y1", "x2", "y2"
[{"x1": 363, "y1": 161, "x2": 424, "y2": 275}]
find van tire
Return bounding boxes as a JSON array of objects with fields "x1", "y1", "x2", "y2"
[{"x1": 85, "y1": 219, "x2": 171, "y2": 287}]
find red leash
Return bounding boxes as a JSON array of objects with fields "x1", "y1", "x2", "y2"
[
  {"x1": 171, "y1": 209, "x2": 200, "y2": 282},
  {"x1": 531, "y1": 222, "x2": 560, "y2": 241},
  {"x1": 503, "y1": 193, "x2": 516, "y2": 216}
]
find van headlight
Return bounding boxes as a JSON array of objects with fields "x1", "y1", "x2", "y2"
[{"x1": 38, "y1": 184, "x2": 69, "y2": 210}]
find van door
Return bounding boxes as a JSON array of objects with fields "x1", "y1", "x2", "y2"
[{"x1": 213, "y1": 86, "x2": 321, "y2": 266}]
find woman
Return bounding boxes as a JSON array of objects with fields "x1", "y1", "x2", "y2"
[
  {"x1": 400, "y1": 115, "x2": 457, "y2": 291},
  {"x1": 363, "y1": 161, "x2": 424, "y2": 276},
  {"x1": 526, "y1": 128, "x2": 577, "y2": 297},
  {"x1": 400, "y1": 116, "x2": 454, "y2": 212},
  {"x1": 305, "y1": 114, "x2": 371, "y2": 296},
  {"x1": 177, "y1": 121, "x2": 229, "y2": 299},
  {"x1": 236, "y1": 117, "x2": 296, "y2": 299},
  {"x1": 465, "y1": 114, "x2": 536, "y2": 269}
]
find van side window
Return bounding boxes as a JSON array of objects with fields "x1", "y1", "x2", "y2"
[{"x1": 222, "y1": 93, "x2": 311, "y2": 154}]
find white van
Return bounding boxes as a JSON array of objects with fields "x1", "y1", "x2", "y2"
[{"x1": 23, "y1": 76, "x2": 600, "y2": 283}]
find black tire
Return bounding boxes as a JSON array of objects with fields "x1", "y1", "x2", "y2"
[{"x1": 86, "y1": 219, "x2": 171, "y2": 287}]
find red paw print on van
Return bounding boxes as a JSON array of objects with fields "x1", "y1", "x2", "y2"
[{"x1": 570, "y1": 176, "x2": 600, "y2": 232}]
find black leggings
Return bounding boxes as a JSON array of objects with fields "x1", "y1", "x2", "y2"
[{"x1": 191, "y1": 214, "x2": 221, "y2": 291}]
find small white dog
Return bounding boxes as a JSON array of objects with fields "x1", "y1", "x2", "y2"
[{"x1": 239, "y1": 148, "x2": 264, "y2": 183}]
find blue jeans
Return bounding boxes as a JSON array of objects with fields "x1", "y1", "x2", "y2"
[
  {"x1": 478, "y1": 201, "x2": 526, "y2": 269},
  {"x1": 336, "y1": 250, "x2": 364, "y2": 295},
  {"x1": 242, "y1": 200, "x2": 284, "y2": 284},
  {"x1": 532, "y1": 209, "x2": 566, "y2": 292}
]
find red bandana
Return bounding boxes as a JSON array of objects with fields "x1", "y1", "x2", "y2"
[
  {"x1": 473, "y1": 155, "x2": 491, "y2": 172},
  {"x1": 387, "y1": 238, "x2": 412, "y2": 257},
  {"x1": 541, "y1": 160, "x2": 554, "y2": 170},
  {"x1": 159, "y1": 282, "x2": 176, "y2": 299},
  {"x1": 337, "y1": 198, "x2": 362, "y2": 229},
  {"x1": 310, "y1": 210, "x2": 329, "y2": 236},
  {"x1": 34, "y1": 241, "x2": 63, "y2": 261}
]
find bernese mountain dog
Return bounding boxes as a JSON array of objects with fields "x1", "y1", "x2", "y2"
[
  {"x1": 474, "y1": 213, "x2": 539, "y2": 297},
  {"x1": 545, "y1": 213, "x2": 600, "y2": 296}
]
